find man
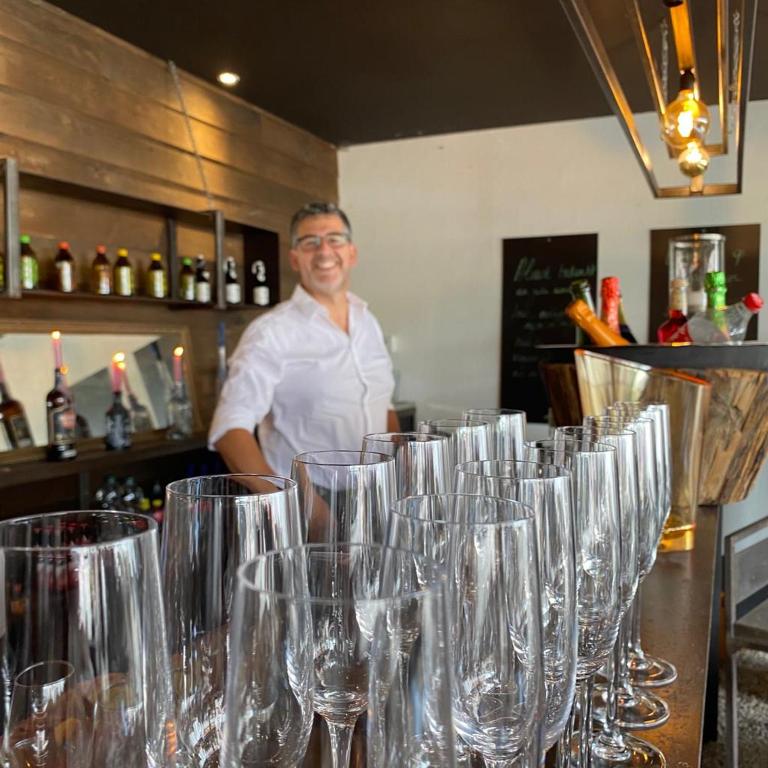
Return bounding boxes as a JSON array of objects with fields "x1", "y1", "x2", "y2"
[{"x1": 209, "y1": 202, "x2": 399, "y2": 476}]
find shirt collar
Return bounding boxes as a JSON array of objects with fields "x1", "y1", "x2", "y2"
[{"x1": 290, "y1": 284, "x2": 368, "y2": 318}]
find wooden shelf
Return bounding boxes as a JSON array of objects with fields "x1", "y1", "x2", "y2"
[{"x1": 0, "y1": 432, "x2": 208, "y2": 490}]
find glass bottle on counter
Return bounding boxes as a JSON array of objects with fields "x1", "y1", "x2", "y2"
[
  {"x1": 146, "y1": 252, "x2": 167, "y2": 298},
  {"x1": 251, "y1": 259, "x2": 270, "y2": 306},
  {"x1": 114, "y1": 248, "x2": 134, "y2": 296},
  {"x1": 179, "y1": 258, "x2": 195, "y2": 301},
  {"x1": 91, "y1": 244, "x2": 112, "y2": 295},
  {"x1": 657, "y1": 278, "x2": 690, "y2": 343},
  {"x1": 54, "y1": 241, "x2": 75, "y2": 293},
  {"x1": 565, "y1": 298, "x2": 629, "y2": 347},
  {"x1": 0, "y1": 357, "x2": 34, "y2": 449},
  {"x1": 225, "y1": 257, "x2": 241, "y2": 304},
  {"x1": 600, "y1": 277, "x2": 621, "y2": 334},
  {"x1": 570, "y1": 279, "x2": 595, "y2": 345},
  {"x1": 46, "y1": 346, "x2": 77, "y2": 461},
  {"x1": 685, "y1": 270, "x2": 729, "y2": 343},
  {"x1": 194, "y1": 255, "x2": 211, "y2": 304},
  {"x1": 725, "y1": 293, "x2": 764, "y2": 342},
  {"x1": 20, "y1": 235, "x2": 39, "y2": 290}
]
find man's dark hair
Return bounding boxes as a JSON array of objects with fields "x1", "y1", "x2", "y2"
[{"x1": 290, "y1": 202, "x2": 352, "y2": 246}]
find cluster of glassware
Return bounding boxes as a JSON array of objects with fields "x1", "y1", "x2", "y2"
[{"x1": 0, "y1": 403, "x2": 676, "y2": 767}]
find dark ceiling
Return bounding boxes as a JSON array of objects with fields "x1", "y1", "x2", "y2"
[{"x1": 49, "y1": 0, "x2": 768, "y2": 146}]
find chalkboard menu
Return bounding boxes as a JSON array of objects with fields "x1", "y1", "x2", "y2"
[
  {"x1": 500, "y1": 234, "x2": 598, "y2": 422},
  {"x1": 648, "y1": 224, "x2": 760, "y2": 341}
]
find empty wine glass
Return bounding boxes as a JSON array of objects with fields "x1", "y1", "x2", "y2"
[
  {"x1": 291, "y1": 451, "x2": 396, "y2": 544},
  {"x1": 163, "y1": 474, "x2": 301, "y2": 766},
  {"x1": 230, "y1": 543, "x2": 455, "y2": 768},
  {"x1": 417, "y1": 419, "x2": 491, "y2": 484},
  {"x1": 362, "y1": 432, "x2": 450, "y2": 496},
  {"x1": 525, "y1": 439, "x2": 622, "y2": 768},
  {"x1": 453, "y1": 460, "x2": 577, "y2": 755},
  {"x1": 0, "y1": 510, "x2": 192, "y2": 768},
  {"x1": 386, "y1": 494, "x2": 544, "y2": 767},
  {"x1": 462, "y1": 409, "x2": 527, "y2": 460}
]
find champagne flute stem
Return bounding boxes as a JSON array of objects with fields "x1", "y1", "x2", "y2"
[
  {"x1": 327, "y1": 721, "x2": 354, "y2": 768},
  {"x1": 630, "y1": 591, "x2": 644, "y2": 658},
  {"x1": 577, "y1": 677, "x2": 594, "y2": 768}
]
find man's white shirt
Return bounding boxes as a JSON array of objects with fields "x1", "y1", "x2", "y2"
[{"x1": 208, "y1": 284, "x2": 395, "y2": 476}]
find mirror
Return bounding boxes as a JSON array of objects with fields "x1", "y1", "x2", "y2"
[{"x1": 0, "y1": 321, "x2": 196, "y2": 452}]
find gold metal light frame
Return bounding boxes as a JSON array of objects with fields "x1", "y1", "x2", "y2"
[{"x1": 560, "y1": 0, "x2": 758, "y2": 197}]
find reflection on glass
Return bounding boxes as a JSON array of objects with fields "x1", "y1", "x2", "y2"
[{"x1": 0, "y1": 332, "x2": 185, "y2": 450}]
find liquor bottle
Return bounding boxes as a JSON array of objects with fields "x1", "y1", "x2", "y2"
[
  {"x1": 179, "y1": 258, "x2": 195, "y2": 301},
  {"x1": 58, "y1": 363, "x2": 91, "y2": 439},
  {"x1": 54, "y1": 241, "x2": 75, "y2": 293},
  {"x1": 565, "y1": 298, "x2": 629, "y2": 347},
  {"x1": 684, "y1": 271, "x2": 729, "y2": 343},
  {"x1": 657, "y1": 278, "x2": 690, "y2": 343},
  {"x1": 167, "y1": 346, "x2": 193, "y2": 440},
  {"x1": 46, "y1": 334, "x2": 77, "y2": 461},
  {"x1": 146, "y1": 252, "x2": 167, "y2": 298},
  {"x1": 114, "y1": 248, "x2": 134, "y2": 297},
  {"x1": 121, "y1": 476, "x2": 143, "y2": 511},
  {"x1": 20, "y1": 235, "x2": 39, "y2": 290},
  {"x1": 724, "y1": 293, "x2": 763, "y2": 342},
  {"x1": 0, "y1": 357, "x2": 34, "y2": 449},
  {"x1": 570, "y1": 279, "x2": 595, "y2": 345},
  {"x1": 600, "y1": 277, "x2": 621, "y2": 334},
  {"x1": 90, "y1": 244, "x2": 112, "y2": 295},
  {"x1": 104, "y1": 356, "x2": 131, "y2": 450},
  {"x1": 251, "y1": 259, "x2": 270, "y2": 306},
  {"x1": 225, "y1": 257, "x2": 241, "y2": 304},
  {"x1": 617, "y1": 299, "x2": 639, "y2": 343},
  {"x1": 194, "y1": 255, "x2": 211, "y2": 304}
]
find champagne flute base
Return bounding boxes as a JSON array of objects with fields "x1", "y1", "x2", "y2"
[
  {"x1": 590, "y1": 731, "x2": 666, "y2": 767},
  {"x1": 627, "y1": 654, "x2": 678, "y2": 688}
]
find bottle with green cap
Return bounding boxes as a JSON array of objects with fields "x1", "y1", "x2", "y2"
[
  {"x1": 179, "y1": 257, "x2": 195, "y2": 301},
  {"x1": 114, "y1": 248, "x2": 134, "y2": 296},
  {"x1": 686, "y1": 270, "x2": 729, "y2": 342},
  {"x1": 20, "y1": 235, "x2": 39, "y2": 290}
]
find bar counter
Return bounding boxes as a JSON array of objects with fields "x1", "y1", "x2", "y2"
[{"x1": 640, "y1": 506, "x2": 719, "y2": 766}]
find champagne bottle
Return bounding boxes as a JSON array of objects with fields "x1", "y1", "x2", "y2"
[
  {"x1": 54, "y1": 241, "x2": 75, "y2": 293},
  {"x1": 146, "y1": 252, "x2": 167, "y2": 298},
  {"x1": 91, "y1": 244, "x2": 112, "y2": 295},
  {"x1": 251, "y1": 259, "x2": 270, "y2": 306},
  {"x1": 225, "y1": 257, "x2": 241, "y2": 304},
  {"x1": 570, "y1": 279, "x2": 596, "y2": 345},
  {"x1": 600, "y1": 277, "x2": 621, "y2": 334},
  {"x1": 114, "y1": 248, "x2": 134, "y2": 297},
  {"x1": 0, "y1": 357, "x2": 34, "y2": 448},
  {"x1": 565, "y1": 299, "x2": 629, "y2": 346},
  {"x1": 20, "y1": 235, "x2": 39, "y2": 290}
]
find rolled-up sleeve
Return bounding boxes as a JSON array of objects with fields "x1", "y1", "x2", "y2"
[{"x1": 208, "y1": 319, "x2": 283, "y2": 450}]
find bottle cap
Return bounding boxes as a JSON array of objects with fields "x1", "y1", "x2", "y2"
[
  {"x1": 96, "y1": 244, "x2": 107, "y2": 254},
  {"x1": 704, "y1": 271, "x2": 726, "y2": 291},
  {"x1": 58, "y1": 241, "x2": 70, "y2": 250},
  {"x1": 743, "y1": 292, "x2": 763, "y2": 312},
  {"x1": 139, "y1": 498, "x2": 151, "y2": 511},
  {"x1": 117, "y1": 248, "x2": 128, "y2": 257},
  {"x1": 19, "y1": 234, "x2": 31, "y2": 245},
  {"x1": 150, "y1": 252, "x2": 162, "y2": 260},
  {"x1": 182, "y1": 257, "x2": 192, "y2": 266},
  {"x1": 601, "y1": 276, "x2": 620, "y2": 297}
]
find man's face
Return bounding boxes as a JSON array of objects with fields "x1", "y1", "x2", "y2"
[{"x1": 289, "y1": 214, "x2": 358, "y2": 299}]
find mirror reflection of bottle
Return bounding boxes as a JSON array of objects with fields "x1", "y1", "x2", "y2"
[
  {"x1": 251, "y1": 259, "x2": 269, "y2": 306},
  {"x1": 225, "y1": 257, "x2": 241, "y2": 304},
  {"x1": 0, "y1": 358, "x2": 34, "y2": 449},
  {"x1": 167, "y1": 381, "x2": 193, "y2": 440},
  {"x1": 46, "y1": 367, "x2": 77, "y2": 461},
  {"x1": 179, "y1": 258, "x2": 195, "y2": 301},
  {"x1": 105, "y1": 391, "x2": 132, "y2": 450},
  {"x1": 194, "y1": 255, "x2": 211, "y2": 304}
]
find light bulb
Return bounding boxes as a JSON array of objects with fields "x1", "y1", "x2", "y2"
[
  {"x1": 662, "y1": 70, "x2": 710, "y2": 150},
  {"x1": 217, "y1": 72, "x2": 240, "y2": 87},
  {"x1": 678, "y1": 141, "x2": 710, "y2": 178}
]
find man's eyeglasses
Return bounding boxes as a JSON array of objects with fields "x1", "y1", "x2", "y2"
[{"x1": 293, "y1": 232, "x2": 351, "y2": 252}]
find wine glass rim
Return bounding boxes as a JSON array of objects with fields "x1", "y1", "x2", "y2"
[
  {"x1": 462, "y1": 408, "x2": 526, "y2": 417},
  {"x1": 15, "y1": 660, "x2": 76, "y2": 687},
  {"x1": 455, "y1": 459, "x2": 571, "y2": 480},
  {"x1": 363, "y1": 432, "x2": 447, "y2": 443},
  {"x1": 292, "y1": 450, "x2": 394, "y2": 467},
  {"x1": 236, "y1": 542, "x2": 445, "y2": 604},
  {"x1": 0, "y1": 510, "x2": 156, "y2": 552},
  {"x1": 558, "y1": 425, "x2": 635, "y2": 438},
  {"x1": 166, "y1": 473, "x2": 297, "y2": 499},
  {"x1": 419, "y1": 418, "x2": 490, "y2": 427},
  {"x1": 390, "y1": 493, "x2": 536, "y2": 527},
  {"x1": 525, "y1": 438, "x2": 616, "y2": 453}
]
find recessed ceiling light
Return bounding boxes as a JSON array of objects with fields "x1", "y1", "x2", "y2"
[{"x1": 217, "y1": 71, "x2": 240, "y2": 87}]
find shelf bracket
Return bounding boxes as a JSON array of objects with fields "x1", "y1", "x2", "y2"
[{"x1": 1, "y1": 158, "x2": 20, "y2": 298}]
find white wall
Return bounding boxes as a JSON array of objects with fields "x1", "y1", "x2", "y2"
[{"x1": 339, "y1": 101, "x2": 768, "y2": 532}]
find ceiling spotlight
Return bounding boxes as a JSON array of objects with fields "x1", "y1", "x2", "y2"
[{"x1": 217, "y1": 72, "x2": 240, "y2": 87}]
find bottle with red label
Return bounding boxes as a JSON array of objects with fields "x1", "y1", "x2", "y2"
[
  {"x1": 657, "y1": 278, "x2": 690, "y2": 343},
  {"x1": 46, "y1": 331, "x2": 77, "y2": 461}
]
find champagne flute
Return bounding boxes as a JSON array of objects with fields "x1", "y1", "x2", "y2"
[{"x1": 462, "y1": 409, "x2": 527, "y2": 460}]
